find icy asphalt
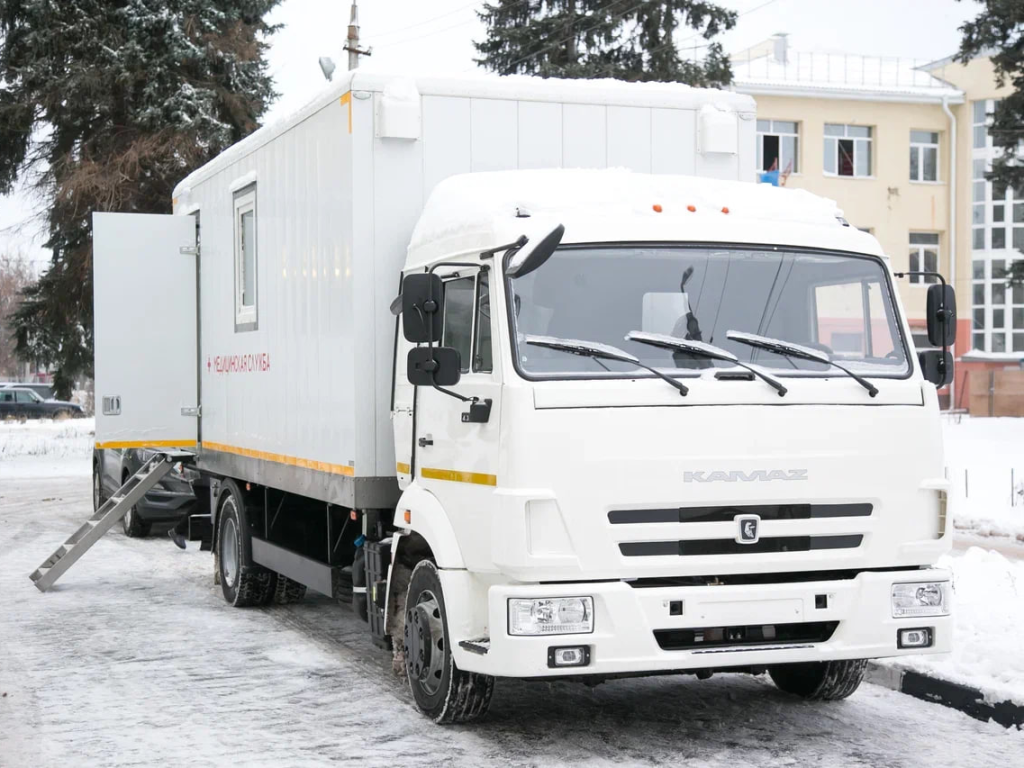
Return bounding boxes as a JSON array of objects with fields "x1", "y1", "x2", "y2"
[{"x1": 1, "y1": 477, "x2": 1022, "y2": 768}]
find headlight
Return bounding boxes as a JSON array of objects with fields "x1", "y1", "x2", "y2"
[
  {"x1": 891, "y1": 581, "x2": 950, "y2": 618},
  {"x1": 508, "y1": 597, "x2": 594, "y2": 636}
]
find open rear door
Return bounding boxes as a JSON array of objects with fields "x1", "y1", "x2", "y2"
[{"x1": 93, "y1": 213, "x2": 197, "y2": 449}]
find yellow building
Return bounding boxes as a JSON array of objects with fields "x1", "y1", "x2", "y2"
[{"x1": 732, "y1": 36, "x2": 1016, "y2": 405}]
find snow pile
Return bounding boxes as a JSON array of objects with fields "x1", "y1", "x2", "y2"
[
  {"x1": 943, "y1": 416, "x2": 1024, "y2": 542},
  {"x1": 0, "y1": 417, "x2": 95, "y2": 479},
  {"x1": 885, "y1": 547, "x2": 1024, "y2": 707}
]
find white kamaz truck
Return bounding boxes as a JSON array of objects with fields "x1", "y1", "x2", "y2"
[{"x1": 75, "y1": 72, "x2": 957, "y2": 722}]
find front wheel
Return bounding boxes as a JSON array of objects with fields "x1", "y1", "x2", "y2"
[
  {"x1": 217, "y1": 481, "x2": 273, "y2": 607},
  {"x1": 769, "y1": 659, "x2": 868, "y2": 701},
  {"x1": 403, "y1": 560, "x2": 494, "y2": 723},
  {"x1": 121, "y1": 474, "x2": 150, "y2": 537}
]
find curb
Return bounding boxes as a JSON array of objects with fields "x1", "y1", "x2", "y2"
[{"x1": 865, "y1": 662, "x2": 1024, "y2": 729}]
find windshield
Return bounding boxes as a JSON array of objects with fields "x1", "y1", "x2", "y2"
[{"x1": 507, "y1": 245, "x2": 909, "y2": 378}]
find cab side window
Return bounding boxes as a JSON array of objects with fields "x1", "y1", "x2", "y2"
[
  {"x1": 473, "y1": 271, "x2": 493, "y2": 373},
  {"x1": 442, "y1": 277, "x2": 475, "y2": 373},
  {"x1": 0, "y1": 391, "x2": 13, "y2": 402}
]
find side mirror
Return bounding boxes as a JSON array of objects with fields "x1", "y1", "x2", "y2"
[
  {"x1": 401, "y1": 273, "x2": 444, "y2": 343},
  {"x1": 926, "y1": 283, "x2": 956, "y2": 347},
  {"x1": 407, "y1": 346, "x2": 462, "y2": 387},
  {"x1": 919, "y1": 349, "x2": 953, "y2": 388},
  {"x1": 506, "y1": 224, "x2": 565, "y2": 279}
]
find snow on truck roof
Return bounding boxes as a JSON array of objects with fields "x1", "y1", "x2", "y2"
[
  {"x1": 406, "y1": 169, "x2": 878, "y2": 268},
  {"x1": 172, "y1": 70, "x2": 755, "y2": 197}
]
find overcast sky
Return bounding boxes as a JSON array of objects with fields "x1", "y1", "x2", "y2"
[{"x1": 0, "y1": 0, "x2": 984, "y2": 269}]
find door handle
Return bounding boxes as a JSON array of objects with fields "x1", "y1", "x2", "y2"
[{"x1": 418, "y1": 436, "x2": 433, "y2": 448}]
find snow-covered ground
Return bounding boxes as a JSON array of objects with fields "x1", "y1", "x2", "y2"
[
  {"x1": 0, "y1": 416, "x2": 94, "y2": 479},
  {"x1": 1, "y1": 476, "x2": 1022, "y2": 767},
  {"x1": 943, "y1": 416, "x2": 1024, "y2": 543}
]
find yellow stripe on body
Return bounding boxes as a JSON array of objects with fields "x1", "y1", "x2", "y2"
[
  {"x1": 203, "y1": 441, "x2": 355, "y2": 477},
  {"x1": 95, "y1": 439, "x2": 196, "y2": 450},
  {"x1": 420, "y1": 467, "x2": 497, "y2": 486},
  {"x1": 339, "y1": 92, "x2": 352, "y2": 133},
  {"x1": 396, "y1": 462, "x2": 411, "y2": 474}
]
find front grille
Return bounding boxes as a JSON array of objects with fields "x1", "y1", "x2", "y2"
[
  {"x1": 620, "y1": 535, "x2": 863, "y2": 557},
  {"x1": 609, "y1": 503, "x2": 872, "y2": 525},
  {"x1": 655, "y1": 621, "x2": 839, "y2": 651}
]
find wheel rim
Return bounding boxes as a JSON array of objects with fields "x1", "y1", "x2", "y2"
[
  {"x1": 406, "y1": 589, "x2": 445, "y2": 697},
  {"x1": 123, "y1": 501, "x2": 135, "y2": 533},
  {"x1": 221, "y1": 513, "x2": 239, "y2": 589}
]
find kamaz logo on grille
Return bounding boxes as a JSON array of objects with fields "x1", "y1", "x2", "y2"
[{"x1": 684, "y1": 469, "x2": 808, "y2": 483}]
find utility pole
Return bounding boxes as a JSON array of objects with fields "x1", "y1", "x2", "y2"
[{"x1": 345, "y1": 1, "x2": 372, "y2": 70}]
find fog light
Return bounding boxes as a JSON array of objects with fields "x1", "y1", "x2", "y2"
[
  {"x1": 548, "y1": 645, "x2": 590, "y2": 668},
  {"x1": 509, "y1": 597, "x2": 594, "y2": 636},
  {"x1": 898, "y1": 627, "x2": 933, "y2": 649},
  {"x1": 891, "y1": 581, "x2": 950, "y2": 618}
]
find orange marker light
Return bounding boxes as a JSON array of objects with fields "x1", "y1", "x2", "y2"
[
  {"x1": 404, "y1": 510, "x2": 412, "y2": 524},
  {"x1": 687, "y1": 205, "x2": 696, "y2": 212},
  {"x1": 721, "y1": 207, "x2": 730, "y2": 214},
  {"x1": 652, "y1": 204, "x2": 663, "y2": 213}
]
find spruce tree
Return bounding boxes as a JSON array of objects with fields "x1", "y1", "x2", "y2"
[
  {"x1": 0, "y1": 1, "x2": 281, "y2": 398},
  {"x1": 475, "y1": 0, "x2": 736, "y2": 87}
]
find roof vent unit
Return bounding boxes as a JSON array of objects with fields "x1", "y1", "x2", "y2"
[
  {"x1": 375, "y1": 79, "x2": 421, "y2": 140},
  {"x1": 698, "y1": 104, "x2": 738, "y2": 155}
]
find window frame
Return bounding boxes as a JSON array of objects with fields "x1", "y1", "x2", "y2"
[
  {"x1": 909, "y1": 130, "x2": 940, "y2": 183},
  {"x1": 233, "y1": 184, "x2": 258, "y2": 332},
  {"x1": 438, "y1": 267, "x2": 494, "y2": 377},
  {"x1": 908, "y1": 232, "x2": 940, "y2": 285},
  {"x1": 823, "y1": 124, "x2": 873, "y2": 178},
  {"x1": 756, "y1": 119, "x2": 800, "y2": 175}
]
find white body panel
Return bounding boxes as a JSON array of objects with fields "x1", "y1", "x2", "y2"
[
  {"x1": 93, "y1": 213, "x2": 197, "y2": 449},
  {"x1": 168, "y1": 72, "x2": 756, "y2": 507}
]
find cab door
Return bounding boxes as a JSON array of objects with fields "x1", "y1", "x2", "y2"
[
  {"x1": 393, "y1": 266, "x2": 502, "y2": 570},
  {"x1": 92, "y1": 213, "x2": 198, "y2": 450}
]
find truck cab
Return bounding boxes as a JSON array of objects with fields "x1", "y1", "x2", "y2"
[{"x1": 389, "y1": 169, "x2": 954, "y2": 716}]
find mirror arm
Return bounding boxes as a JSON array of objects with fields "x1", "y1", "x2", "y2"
[
  {"x1": 481, "y1": 235, "x2": 528, "y2": 260},
  {"x1": 893, "y1": 270, "x2": 951, "y2": 385},
  {"x1": 432, "y1": 384, "x2": 474, "y2": 403}
]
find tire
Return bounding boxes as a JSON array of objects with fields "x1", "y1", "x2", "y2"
[
  {"x1": 403, "y1": 560, "x2": 494, "y2": 723},
  {"x1": 121, "y1": 473, "x2": 151, "y2": 537},
  {"x1": 769, "y1": 659, "x2": 868, "y2": 701},
  {"x1": 92, "y1": 461, "x2": 106, "y2": 512},
  {"x1": 217, "y1": 481, "x2": 273, "y2": 607},
  {"x1": 266, "y1": 573, "x2": 307, "y2": 605}
]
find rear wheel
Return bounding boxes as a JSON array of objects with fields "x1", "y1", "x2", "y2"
[
  {"x1": 92, "y1": 461, "x2": 105, "y2": 511},
  {"x1": 769, "y1": 659, "x2": 868, "y2": 701},
  {"x1": 266, "y1": 573, "x2": 307, "y2": 605},
  {"x1": 121, "y1": 473, "x2": 150, "y2": 537},
  {"x1": 404, "y1": 560, "x2": 493, "y2": 723},
  {"x1": 217, "y1": 481, "x2": 273, "y2": 607}
]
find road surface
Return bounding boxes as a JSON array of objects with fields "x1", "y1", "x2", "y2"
[{"x1": 2, "y1": 477, "x2": 1022, "y2": 767}]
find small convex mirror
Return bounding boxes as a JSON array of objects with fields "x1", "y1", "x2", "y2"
[
  {"x1": 401, "y1": 273, "x2": 444, "y2": 343},
  {"x1": 926, "y1": 283, "x2": 957, "y2": 347},
  {"x1": 919, "y1": 349, "x2": 953, "y2": 388},
  {"x1": 407, "y1": 346, "x2": 462, "y2": 387}
]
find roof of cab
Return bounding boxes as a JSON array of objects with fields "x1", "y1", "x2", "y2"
[{"x1": 405, "y1": 169, "x2": 881, "y2": 269}]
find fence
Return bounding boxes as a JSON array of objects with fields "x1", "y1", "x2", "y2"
[{"x1": 968, "y1": 369, "x2": 1024, "y2": 417}]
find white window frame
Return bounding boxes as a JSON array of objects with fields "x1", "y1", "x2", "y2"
[
  {"x1": 908, "y1": 233, "x2": 940, "y2": 285},
  {"x1": 234, "y1": 186, "x2": 257, "y2": 329},
  {"x1": 824, "y1": 124, "x2": 873, "y2": 178},
  {"x1": 756, "y1": 119, "x2": 800, "y2": 175},
  {"x1": 909, "y1": 130, "x2": 940, "y2": 182}
]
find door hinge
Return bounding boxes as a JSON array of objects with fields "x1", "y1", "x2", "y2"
[
  {"x1": 181, "y1": 405, "x2": 201, "y2": 417},
  {"x1": 180, "y1": 245, "x2": 198, "y2": 256}
]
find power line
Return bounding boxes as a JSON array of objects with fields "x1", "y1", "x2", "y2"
[
  {"x1": 373, "y1": 16, "x2": 480, "y2": 50},
  {"x1": 369, "y1": 1, "x2": 481, "y2": 41}
]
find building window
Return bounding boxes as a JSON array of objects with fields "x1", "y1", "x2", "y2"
[
  {"x1": 756, "y1": 120, "x2": 799, "y2": 174},
  {"x1": 233, "y1": 184, "x2": 257, "y2": 330},
  {"x1": 908, "y1": 233, "x2": 939, "y2": 284},
  {"x1": 824, "y1": 124, "x2": 872, "y2": 177},
  {"x1": 909, "y1": 131, "x2": 939, "y2": 182}
]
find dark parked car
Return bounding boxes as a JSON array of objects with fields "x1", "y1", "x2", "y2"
[
  {"x1": 93, "y1": 448, "x2": 201, "y2": 537},
  {"x1": 0, "y1": 387, "x2": 84, "y2": 419}
]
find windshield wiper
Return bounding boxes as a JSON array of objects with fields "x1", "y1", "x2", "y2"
[
  {"x1": 725, "y1": 330, "x2": 879, "y2": 397},
  {"x1": 523, "y1": 335, "x2": 690, "y2": 396},
  {"x1": 626, "y1": 331, "x2": 787, "y2": 397}
]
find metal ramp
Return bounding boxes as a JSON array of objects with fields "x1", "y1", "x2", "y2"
[{"x1": 30, "y1": 452, "x2": 194, "y2": 592}]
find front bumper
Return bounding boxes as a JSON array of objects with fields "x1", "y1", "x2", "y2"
[
  {"x1": 444, "y1": 568, "x2": 952, "y2": 678},
  {"x1": 136, "y1": 487, "x2": 197, "y2": 521}
]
